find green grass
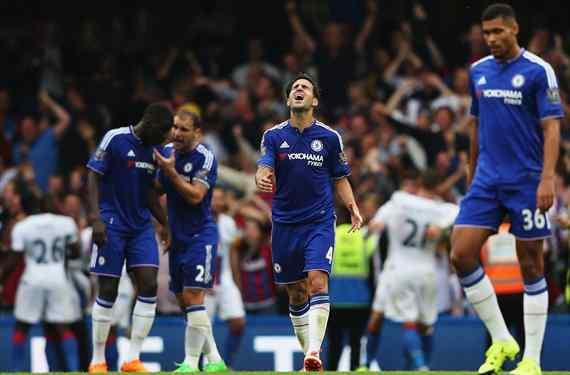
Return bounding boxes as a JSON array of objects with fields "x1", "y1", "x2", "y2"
[{"x1": 5, "y1": 372, "x2": 569, "y2": 374}]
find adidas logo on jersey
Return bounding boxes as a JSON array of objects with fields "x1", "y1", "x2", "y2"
[
  {"x1": 127, "y1": 150, "x2": 135, "y2": 157},
  {"x1": 280, "y1": 141, "x2": 290, "y2": 149},
  {"x1": 477, "y1": 76, "x2": 487, "y2": 85}
]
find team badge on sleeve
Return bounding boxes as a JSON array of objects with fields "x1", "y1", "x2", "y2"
[
  {"x1": 547, "y1": 88, "x2": 561, "y2": 103},
  {"x1": 338, "y1": 152, "x2": 348, "y2": 164},
  {"x1": 94, "y1": 148, "x2": 106, "y2": 161}
]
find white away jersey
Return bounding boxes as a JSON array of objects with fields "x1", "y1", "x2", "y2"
[
  {"x1": 373, "y1": 191, "x2": 458, "y2": 269},
  {"x1": 12, "y1": 213, "x2": 79, "y2": 286},
  {"x1": 217, "y1": 213, "x2": 239, "y2": 278}
]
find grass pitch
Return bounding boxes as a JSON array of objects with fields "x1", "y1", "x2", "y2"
[{"x1": 6, "y1": 372, "x2": 569, "y2": 374}]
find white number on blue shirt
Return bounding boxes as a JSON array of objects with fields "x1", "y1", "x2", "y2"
[
  {"x1": 195, "y1": 265, "x2": 205, "y2": 282},
  {"x1": 521, "y1": 209, "x2": 550, "y2": 231},
  {"x1": 325, "y1": 246, "x2": 333, "y2": 264}
]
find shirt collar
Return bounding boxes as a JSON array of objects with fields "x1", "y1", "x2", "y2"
[
  {"x1": 497, "y1": 48, "x2": 525, "y2": 65},
  {"x1": 288, "y1": 119, "x2": 316, "y2": 133},
  {"x1": 130, "y1": 125, "x2": 142, "y2": 142}
]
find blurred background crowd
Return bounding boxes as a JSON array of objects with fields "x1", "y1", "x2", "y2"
[{"x1": 0, "y1": 0, "x2": 569, "y2": 367}]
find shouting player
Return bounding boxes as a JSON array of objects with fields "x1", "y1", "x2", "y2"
[
  {"x1": 154, "y1": 107, "x2": 227, "y2": 372},
  {"x1": 451, "y1": 4, "x2": 563, "y2": 375},
  {"x1": 87, "y1": 103, "x2": 172, "y2": 373},
  {"x1": 256, "y1": 73, "x2": 362, "y2": 371}
]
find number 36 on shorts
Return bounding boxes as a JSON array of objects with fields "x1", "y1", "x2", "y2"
[{"x1": 521, "y1": 208, "x2": 550, "y2": 231}]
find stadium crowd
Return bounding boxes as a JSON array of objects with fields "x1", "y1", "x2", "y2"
[{"x1": 0, "y1": 0, "x2": 569, "y2": 371}]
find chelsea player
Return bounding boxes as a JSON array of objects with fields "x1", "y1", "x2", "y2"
[
  {"x1": 87, "y1": 103, "x2": 172, "y2": 373},
  {"x1": 154, "y1": 107, "x2": 227, "y2": 372},
  {"x1": 256, "y1": 73, "x2": 363, "y2": 371},
  {"x1": 451, "y1": 4, "x2": 562, "y2": 375}
]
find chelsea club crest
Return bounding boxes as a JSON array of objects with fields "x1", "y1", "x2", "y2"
[
  {"x1": 310, "y1": 139, "x2": 323, "y2": 152},
  {"x1": 511, "y1": 74, "x2": 525, "y2": 88}
]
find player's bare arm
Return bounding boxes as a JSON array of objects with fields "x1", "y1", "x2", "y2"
[
  {"x1": 368, "y1": 218, "x2": 385, "y2": 233},
  {"x1": 153, "y1": 149, "x2": 208, "y2": 205},
  {"x1": 467, "y1": 116, "x2": 479, "y2": 187},
  {"x1": 255, "y1": 165, "x2": 274, "y2": 193},
  {"x1": 147, "y1": 186, "x2": 171, "y2": 250},
  {"x1": 87, "y1": 170, "x2": 107, "y2": 247},
  {"x1": 537, "y1": 117, "x2": 560, "y2": 212},
  {"x1": 334, "y1": 177, "x2": 363, "y2": 232}
]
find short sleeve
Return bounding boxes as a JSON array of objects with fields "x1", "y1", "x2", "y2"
[
  {"x1": 468, "y1": 71, "x2": 479, "y2": 117},
  {"x1": 330, "y1": 133, "x2": 351, "y2": 179},
  {"x1": 534, "y1": 65, "x2": 564, "y2": 120},
  {"x1": 372, "y1": 200, "x2": 395, "y2": 224},
  {"x1": 11, "y1": 222, "x2": 25, "y2": 252},
  {"x1": 435, "y1": 204, "x2": 460, "y2": 228},
  {"x1": 256, "y1": 130, "x2": 276, "y2": 168},
  {"x1": 87, "y1": 130, "x2": 116, "y2": 175},
  {"x1": 194, "y1": 145, "x2": 217, "y2": 189}
]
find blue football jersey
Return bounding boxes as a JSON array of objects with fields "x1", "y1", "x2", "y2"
[
  {"x1": 257, "y1": 120, "x2": 350, "y2": 224},
  {"x1": 469, "y1": 50, "x2": 563, "y2": 185},
  {"x1": 87, "y1": 126, "x2": 157, "y2": 232},
  {"x1": 158, "y1": 143, "x2": 217, "y2": 247}
]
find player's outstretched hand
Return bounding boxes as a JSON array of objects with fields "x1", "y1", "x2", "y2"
[
  {"x1": 154, "y1": 149, "x2": 176, "y2": 173},
  {"x1": 537, "y1": 177, "x2": 555, "y2": 213},
  {"x1": 92, "y1": 218, "x2": 107, "y2": 247},
  {"x1": 348, "y1": 203, "x2": 363, "y2": 233},
  {"x1": 255, "y1": 167, "x2": 274, "y2": 193}
]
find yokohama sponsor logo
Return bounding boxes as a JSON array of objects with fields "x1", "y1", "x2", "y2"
[
  {"x1": 287, "y1": 153, "x2": 323, "y2": 162},
  {"x1": 482, "y1": 89, "x2": 522, "y2": 99},
  {"x1": 482, "y1": 89, "x2": 522, "y2": 105},
  {"x1": 135, "y1": 161, "x2": 155, "y2": 171}
]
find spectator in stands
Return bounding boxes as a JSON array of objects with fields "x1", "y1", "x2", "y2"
[{"x1": 230, "y1": 217, "x2": 276, "y2": 314}]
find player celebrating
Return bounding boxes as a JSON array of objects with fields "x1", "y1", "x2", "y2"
[
  {"x1": 154, "y1": 108, "x2": 227, "y2": 372},
  {"x1": 256, "y1": 73, "x2": 362, "y2": 371},
  {"x1": 451, "y1": 4, "x2": 562, "y2": 375},
  {"x1": 87, "y1": 103, "x2": 173, "y2": 373},
  {"x1": 367, "y1": 171, "x2": 459, "y2": 370}
]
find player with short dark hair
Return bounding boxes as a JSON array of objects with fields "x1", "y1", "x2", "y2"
[
  {"x1": 153, "y1": 106, "x2": 227, "y2": 372},
  {"x1": 451, "y1": 4, "x2": 563, "y2": 375},
  {"x1": 256, "y1": 72, "x2": 362, "y2": 371},
  {"x1": 87, "y1": 102, "x2": 173, "y2": 373},
  {"x1": 7, "y1": 194, "x2": 82, "y2": 372}
]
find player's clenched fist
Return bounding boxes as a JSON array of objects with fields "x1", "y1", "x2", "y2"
[{"x1": 255, "y1": 166, "x2": 274, "y2": 193}]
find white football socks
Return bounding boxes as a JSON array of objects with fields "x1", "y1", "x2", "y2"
[
  {"x1": 91, "y1": 298, "x2": 114, "y2": 365},
  {"x1": 460, "y1": 267, "x2": 512, "y2": 342},
  {"x1": 289, "y1": 301, "x2": 310, "y2": 354},
  {"x1": 307, "y1": 294, "x2": 330, "y2": 355},
  {"x1": 523, "y1": 278, "x2": 548, "y2": 364},
  {"x1": 126, "y1": 296, "x2": 157, "y2": 361}
]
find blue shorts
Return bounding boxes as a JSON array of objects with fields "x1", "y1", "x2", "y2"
[
  {"x1": 169, "y1": 228, "x2": 218, "y2": 293},
  {"x1": 455, "y1": 179, "x2": 551, "y2": 239},
  {"x1": 271, "y1": 218, "x2": 335, "y2": 284},
  {"x1": 90, "y1": 225, "x2": 159, "y2": 278}
]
